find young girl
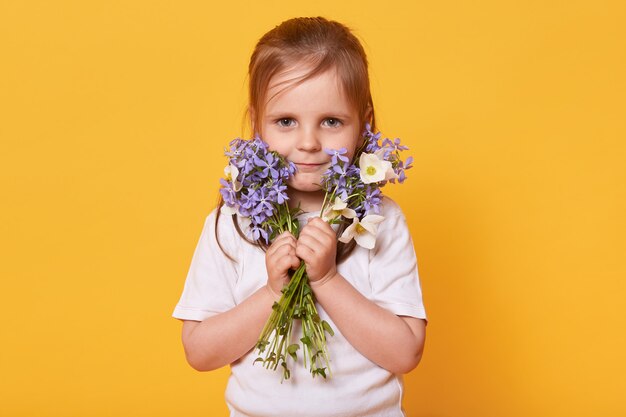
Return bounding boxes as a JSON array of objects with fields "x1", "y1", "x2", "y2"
[{"x1": 172, "y1": 16, "x2": 428, "y2": 417}]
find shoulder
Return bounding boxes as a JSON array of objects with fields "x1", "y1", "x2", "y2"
[
  {"x1": 365, "y1": 196, "x2": 409, "y2": 251},
  {"x1": 379, "y1": 196, "x2": 406, "y2": 220},
  {"x1": 371, "y1": 196, "x2": 412, "y2": 249},
  {"x1": 201, "y1": 207, "x2": 244, "y2": 253},
  {"x1": 204, "y1": 206, "x2": 248, "y2": 235},
  {"x1": 203, "y1": 207, "x2": 222, "y2": 235}
]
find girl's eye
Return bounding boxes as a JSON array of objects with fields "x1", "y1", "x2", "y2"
[
  {"x1": 277, "y1": 118, "x2": 295, "y2": 127},
  {"x1": 323, "y1": 118, "x2": 343, "y2": 128}
]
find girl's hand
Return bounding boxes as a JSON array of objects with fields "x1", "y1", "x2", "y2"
[
  {"x1": 295, "y1": 217, "x2": 337, "y2": 283},
  {"x1": 265, "y1": 231, "x2": 300, "y2": 297}
]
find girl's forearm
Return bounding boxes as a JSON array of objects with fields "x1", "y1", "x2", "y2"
[
  {"x1": 312, "y1": 273, "x2": 425, "y2": 374},
  {"x1": 183, "y1": 286, "x2": 278, "y2": 372}
]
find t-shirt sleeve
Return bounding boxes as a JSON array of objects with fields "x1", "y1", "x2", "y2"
[
  {"x1": 368, "y1": 199, "x2": 428, "y2": 325},
  {"x1": 172, "y1": 210, "x2": 240, "y2": 321}
]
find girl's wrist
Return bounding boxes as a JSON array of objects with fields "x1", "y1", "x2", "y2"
[
  {"x1": 265, "y1": 284, "x2": 282, "y2": 302},
  {"x1": 309, "y1": 270, "x2": 337, "y2": 289}
]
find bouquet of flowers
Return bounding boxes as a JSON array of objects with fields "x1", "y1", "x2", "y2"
[{"x1": 219, "y1": 124, "x2": 413, "y2": 381}]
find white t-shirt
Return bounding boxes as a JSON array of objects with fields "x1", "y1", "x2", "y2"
[{"x1": 172, "y1": 197, "x2": 428, "y2": 417}]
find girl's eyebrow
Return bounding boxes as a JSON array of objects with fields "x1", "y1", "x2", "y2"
[
  {"x1": 322, "y1": 113, "x2": 353, "y2": 120},
  {"x1": 265, "y1": 112, "x2": 353, "y2": 119},
  {"x1": 265, "y1": 112, "x2": 297, "y2": 119}
]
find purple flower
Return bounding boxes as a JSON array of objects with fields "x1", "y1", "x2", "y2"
[
  {"x1": 250, "y1": 223, "x2": 269, "y2": 244},
  {"x1": 362, "y1": 186, "x2": 382, "y2": 215},
  {"x1": 382, "y1": 137, "x2": 409, "y2": 152},
  {"x1": 269, "y1": 182, "x2": 289, "y2": 205},
  {"x1": 363, "y1": 123, "x2": 382, "y2": 153},
  {"x1": 324, "y1": 148, "x2": 349, "y2": 165},
  {"x1": 219, "y1": 178, "x2": 237, "y2": 205},
  {"x1": 286, "y1": 161, "x2": 297, "y2": 176},
  {"x1": 332, "y1": 161, "x2": 349, "y2": 176},
  {"x1": 253, "y1": 152, "x2": 280, "y2": 179},
  {"x1": 219, "y1": 134, "x2": 298, "y2": 243}
]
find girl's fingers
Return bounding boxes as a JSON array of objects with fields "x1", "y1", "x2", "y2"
[
  {"x1": 296, "y1": 233, "x2": 324, "y2": 252},
  {"x1": 302, "y1": 218, "x2": 336, "y2": 240},
  {"x1": 268, "y1": 242, "x2": 296, "y2": 263},
  {"x1": 276, "y1": 256, "x2": 294, "y2": 271},
  {"x1": 299, "y1": 223, "x2": 335, "y2": 249},
  {"x1": 309, "y1": 217, "x2": 335, "y2": 233},
  {"x1": 296, "y1": 233, "x2": 335, "y2": 259},
  {"x1": 295, "y1": 242, "x2": 315, "y2": 261},
  {"x1": 268, "y1": 237, "x2": 299, "y2": 267},
  {"x1": 281, "y1": 254, "x2": 301, "y2": 270},
  {"x1": 273, "y1": 231, "x2": 296, "y2": 245},
  {"x1": 267, "y1": 232, "x2": 296, "y2": 256},
  {"x1": 268, "y1": 221, "x2": 335, "y2": 264}
]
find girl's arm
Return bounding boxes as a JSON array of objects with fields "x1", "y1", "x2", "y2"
[
  {"x1": 311, "y1": 274, "x2": 426, "y2": 374},
  {"x1": 180, "y1": 285, "x2": 279, "y2": 372},
  {"x1": 181, "y1": 232, "x2": 298, "y2": 372},
  {"x1": 296, "y1": 217, "x2": 426, "y2": 375}
]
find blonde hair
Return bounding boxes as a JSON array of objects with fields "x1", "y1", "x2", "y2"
[{"x1": 247, "y1": 16, "x2": 376, "y2": 135}]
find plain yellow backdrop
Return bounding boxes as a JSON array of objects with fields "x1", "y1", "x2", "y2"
[{"x1": 1, "y1": 0, "x2": 625, "y2": 416}]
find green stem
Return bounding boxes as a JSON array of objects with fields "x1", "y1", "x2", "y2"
[{"x1": 255, "y1": 216, "x2": 334, "y2": 380}]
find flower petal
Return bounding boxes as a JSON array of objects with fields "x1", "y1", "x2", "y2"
[
  {"x1": 354, "y1": 232, "x2": 376, "y2": 249},
  {"x1": 341, "y1": 208, "x2": 356, "y2": 219},
  {"x1": 360, "y1": 214, "x2": 385, "y2": 234},
  {"x1": 338, "y1": 220, "x2": 358, "y2": 243},
  {"x1": 359, "y1": 153, "x2": 387, "y2": 184},
  {"x1": 331, "y1": 196, "x2": 348, "y2": 210},
  {"x1": 321, "y1": 207, "x2": 334, "y2": 222}
]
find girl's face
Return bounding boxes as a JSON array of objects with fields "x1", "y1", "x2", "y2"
[{"x1": 259, "y1": 66, "x2": 362, "y2": 203}]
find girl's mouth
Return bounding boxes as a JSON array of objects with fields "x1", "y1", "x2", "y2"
[{"x1": 295, "y1": 163, "x2": 325, "y2": 173}]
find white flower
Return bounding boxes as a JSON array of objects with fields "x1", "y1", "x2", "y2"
[
  {"x1": 338, "y1": 215, "x2": 385, "y2": 249},
  {"x1": 220, "y1": 204, "x2": 239, "y2": 216},
  {"x1": 322, "y1": 197, "x2": 357, "y2": 221},
  {"x1": 224, "y1": 164, "x2": 242, "y2": 191},
  {"x1": 374, "y1": 149, "x2": 400, "y2": 181},
  {"x1": 374, "y1": 148, "x2": 387, "y2": 159},
  {"x1": 359, "y1": 153, "x2": 397, "y2": 184}
]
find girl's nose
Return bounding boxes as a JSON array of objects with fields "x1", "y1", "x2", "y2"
[{"x1": 297, "y1": 127, "x2": 321, "y2": 152}]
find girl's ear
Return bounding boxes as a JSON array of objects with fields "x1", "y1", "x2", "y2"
[
  {"x1": 248, "y1": 106, "x2": 257, "y2": 134},
  {"x1": 364, "y1": 106, "x2": 373, "y2": 127}
]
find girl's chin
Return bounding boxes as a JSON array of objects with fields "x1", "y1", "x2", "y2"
[
  {"x1": 287, "y1": 176, "x2": 322, "y2": 193},
  {"x1": 287, "y1": 183, "x2": 323, "y2": 193},
  {"x1": 287, "y1": 176, "x2": 324, "y2": 193}
]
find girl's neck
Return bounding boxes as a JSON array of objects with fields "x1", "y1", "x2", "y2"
[{"x1": 287, "y1": 188, "x2": 325, "y2": 213}]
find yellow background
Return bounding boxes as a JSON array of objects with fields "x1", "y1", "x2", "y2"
[{"x1": 1, "y1": 0, "x2": 624, "y2": 416}]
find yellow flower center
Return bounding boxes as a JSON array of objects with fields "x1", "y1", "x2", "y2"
[
  {"x1": 366, "y1": 166, "x2": 377, "y2": 176},
  {"x1": 355, "y1": 223, "x2": 366, "y2": 234}
]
